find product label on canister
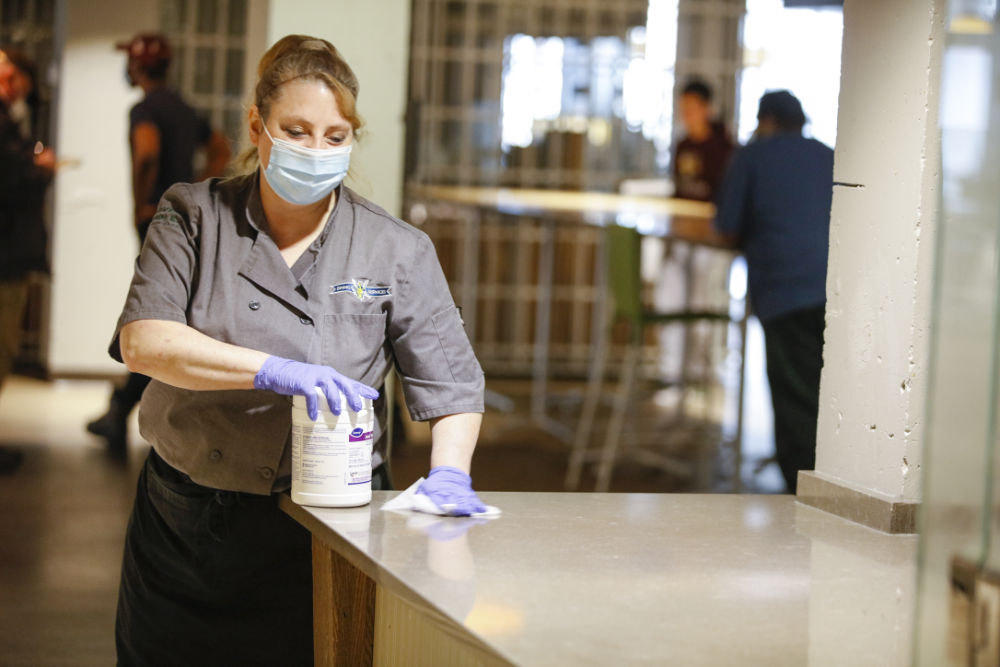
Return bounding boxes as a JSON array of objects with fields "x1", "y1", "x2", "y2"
[
  {"x1": 291, "y1": 422, "x2": 372, "y2": 489},
  {"x1": 349, "y1": 427, "x2": 373, "y2": 443},
  {"x1": 346, "y1": 428, "x2": 373, "y2": 485}
]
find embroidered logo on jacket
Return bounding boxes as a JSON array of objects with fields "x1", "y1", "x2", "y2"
[{"x1": 330, "y1": 279, "x2": 392, "y2": 301}]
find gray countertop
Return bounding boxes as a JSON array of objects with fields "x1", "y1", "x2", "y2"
[{"x1": 282, "y1": 491, "x2": 918, "y2": 666}]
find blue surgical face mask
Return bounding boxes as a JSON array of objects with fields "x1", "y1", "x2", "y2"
[{"x1": 261, "y1": 124, "x2": 352, "y2": 205}]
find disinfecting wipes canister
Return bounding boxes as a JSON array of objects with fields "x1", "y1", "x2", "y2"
[{"x1": 291, "y1": 388, "x2": 373, "y2": 507}]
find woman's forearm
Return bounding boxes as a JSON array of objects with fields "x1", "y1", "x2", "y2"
[
  {"x1": 120, "y1": 319, "x2": 268, "y2": 391},
  {"x1": 428, "y1": 412, "x2": 482, "y2": 474}
]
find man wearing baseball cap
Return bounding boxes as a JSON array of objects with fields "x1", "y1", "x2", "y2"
[
  {"x1": 714, "y1": 90, "x2": 834, "y2": 494},
  {"x1": 86, "y1": 33, "x2": 230, "y2": 459}
]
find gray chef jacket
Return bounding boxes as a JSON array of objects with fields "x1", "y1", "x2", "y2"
[{"x1": 109, "y1": 174, "x2": 485, "y2": 495}]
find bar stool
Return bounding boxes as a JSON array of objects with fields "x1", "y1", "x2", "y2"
[{"x1": 564, "y1": 224, "x2": 736, "y2": 491}]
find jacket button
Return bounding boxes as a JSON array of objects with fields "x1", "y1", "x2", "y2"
[
  {"x1": 209, "y1": 449, "x2": 222, "y2": 462},
  {"x1": 258, "y1": 466, "x2": 274, "y2": 480},
  {"x1": 248, "y1": 300, "x2": 261, "y2": 311},
  {"x1": 299, "y1": 316, "x2": 311, "y2": 325}
]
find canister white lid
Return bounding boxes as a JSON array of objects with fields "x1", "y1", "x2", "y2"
[{"x1": 292, "y1": 387, "x2": 372, "y2": 414}]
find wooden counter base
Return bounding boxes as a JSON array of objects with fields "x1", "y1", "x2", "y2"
[{"x1": 312, "y1": 536, "x2": 375, "y2": 666}]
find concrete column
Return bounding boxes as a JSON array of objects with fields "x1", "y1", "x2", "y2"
[
  {"x1": 796, "y1": 0, "x2": 945, "y2": 533},
  {"x1": 260, "y1": 0, "x2": 412, "y2": 218},
  {"x1": 799, "y1": 505, "x2": 918, "y2": 665}
]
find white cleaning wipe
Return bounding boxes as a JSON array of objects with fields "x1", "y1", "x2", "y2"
[{"x1": 380, "y1": 478, "x2": 501, "y2": 517}]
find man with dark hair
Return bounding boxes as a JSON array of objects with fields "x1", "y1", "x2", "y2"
[
  {"x1": 672, "y1": 77, "x2": 734, "y2": 201},
  {"x1": 682, "y1": 79, "x2": 713, "y2": 105},
  {"x1": 86, "y1": 33, "x2": 230, "y2": 459},
  {"x1": 0, "y1": 48, "x2": 55, "y2": 473},
  {"x1": 755, "y1": 89, "x2": 807, "y2": 135},
  {"x1": 117, "y1": 33, "x2": 231, "y2": 241},
  {"x1": 715, "y1": 90, "x2": 834, "y2": 494}
]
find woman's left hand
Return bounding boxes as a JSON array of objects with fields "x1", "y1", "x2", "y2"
[
  {"x1": 417, "y1": 466, "x2": 486, "y2": 516},
  {"x1": 253, "y1": 355, "x2": 378, "y2": 419}
]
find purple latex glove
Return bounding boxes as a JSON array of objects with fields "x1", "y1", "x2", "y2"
[
  {"x1": 253, "y1": 356, "x2": 379, "y2": 420},
  {"x1": 417, "y1": 466, "x2": 486, "y2": 516}
]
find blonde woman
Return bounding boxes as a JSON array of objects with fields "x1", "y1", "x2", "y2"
[{"x1": 111, "y1": 35, "x2": 485, "y2": 665}]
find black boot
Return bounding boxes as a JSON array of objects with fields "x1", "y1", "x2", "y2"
[{"x1": 86, "y1": 399, "x2": 129, "y2": 460}]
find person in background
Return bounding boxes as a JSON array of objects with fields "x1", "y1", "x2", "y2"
[
  {"x1": 0, "y1": 48, "x2": 55, "y2": 474},
  {"x1": 111, "y1": 34, "x2": 486, "y2": 665},
  {"x1": 672, "y1": 78, "x2": 735, "y2": 202},
  {"x1": 86, "y1": 33, "x2": 230, "y2": 459},
  {"x1": 656, "y1": 78, "x2": 735, "y2": 387},
  {"x1": 714, "y1": 90, "x2": 834, "y2": 494}
]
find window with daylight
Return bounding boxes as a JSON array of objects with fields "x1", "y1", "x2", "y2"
[
  {"x1": 407, "y1": 0, "x2": 671, "y2": 191},
  {"x1": 739, "y1": 0, "x2": 843, "y2": 147},
  {"x1": 499, "y1": 1, "x2": 679, "y2": 174},
  {"x1": 159, "y1": 0, "x2": 250, "y2": 152}
]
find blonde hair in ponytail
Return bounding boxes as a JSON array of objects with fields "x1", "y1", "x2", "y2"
[{"x1": 236, "y1": 35, "x2": 363, "y2": 172}]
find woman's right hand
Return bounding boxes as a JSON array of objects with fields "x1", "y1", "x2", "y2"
[
  {"x1": 417, "y1": 466, "x2": 486, "y2": 516},
  {"x1": 253, "y1": 356, "x2": 379, "y2": 419}
]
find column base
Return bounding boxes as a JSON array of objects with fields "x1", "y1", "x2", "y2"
[{"x1": 796, "y1": 471, "x2": 918, "y2": 534}]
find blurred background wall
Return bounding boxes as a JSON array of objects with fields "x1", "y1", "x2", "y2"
[{"x1": 48, "y1": 0, "x2": 157, "y2": 375}]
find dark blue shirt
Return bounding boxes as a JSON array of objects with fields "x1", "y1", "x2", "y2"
[
  {"x1": 130, "y1": 87, "x2": 211, "y2": 209},
  {"x1": 714, "y1": 132, "x2": 834, "y2": 323}
]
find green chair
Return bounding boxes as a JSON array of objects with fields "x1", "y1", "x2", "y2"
[{"x1": 565, "y1": 224, "x2": 741, "y2": 491}]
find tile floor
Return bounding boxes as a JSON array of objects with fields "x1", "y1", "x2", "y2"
[{"x1": 0, "y1": 378, "x2": 141, "y2": 666}]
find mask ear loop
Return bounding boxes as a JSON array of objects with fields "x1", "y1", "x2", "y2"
[{"x1": 260, "y1": 121, "x2": 276, "y2": 146}]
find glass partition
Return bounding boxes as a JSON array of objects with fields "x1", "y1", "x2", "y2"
[{"x1": 916, "y1": 2, "x2": 1000, "y2": 664}]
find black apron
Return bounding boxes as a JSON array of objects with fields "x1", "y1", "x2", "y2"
[{"x1": 115, "y1": 449, "x2": 391, "y2": 666}]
